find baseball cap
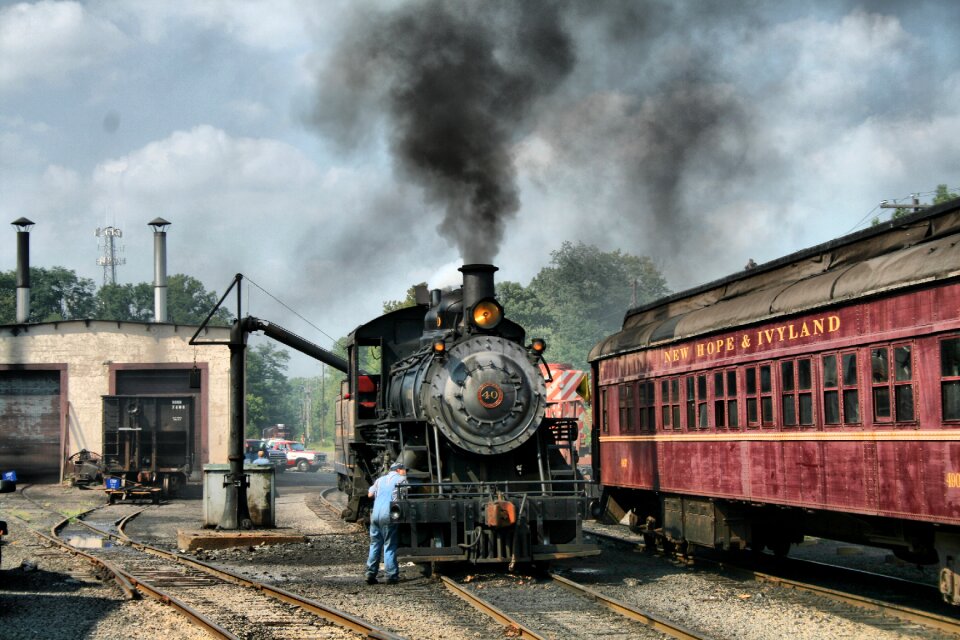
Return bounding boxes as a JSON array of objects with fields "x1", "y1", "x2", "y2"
[{"x1": 389, "y1": 461, "x2": 406, "y2": 471}]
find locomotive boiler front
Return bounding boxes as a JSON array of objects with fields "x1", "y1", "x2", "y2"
[
  {"x1": 400, "y1": 336, "x2": 546, "y2": 455},
  {"x1": 386, "y1": 264, "x2": 547, "y2": 455}
]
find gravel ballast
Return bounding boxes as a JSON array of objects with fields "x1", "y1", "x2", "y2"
[{"x1": 1, "y1": 480, "x2": 955, "y2": 639}]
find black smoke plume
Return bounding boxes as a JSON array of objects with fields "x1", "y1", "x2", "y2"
[{"x1": 308, "y1": 1, "x2": 575, "y2": 263}]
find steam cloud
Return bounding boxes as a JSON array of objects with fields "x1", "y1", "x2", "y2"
[
  {"x1": 308, "y1": 1, "x2": 947, "y2": 289},
  {"x1": 308, "y1": 1, "x2": 575, "y2": 264}
]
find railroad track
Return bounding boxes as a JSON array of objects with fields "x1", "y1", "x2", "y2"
[
  {"x1": 585, "y1": 524, "x2": 960, "y2": 638},
  {"x1": 439, "y1": 570, "x2": 711, "y2": 640},
  {"x1": 15, "y1": 485, "x2": 403, "y2": 640}
]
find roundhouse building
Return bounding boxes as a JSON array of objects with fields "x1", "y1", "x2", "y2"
[
  {"x1": 1, "y1": 217, "x2": 232, "y2": 483},
  {"x1": 0, "y1": 320, "x2": 231, "y2": 481}
]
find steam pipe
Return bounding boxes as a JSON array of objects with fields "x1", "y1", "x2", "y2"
[{"x1": 244, "y1": 317, "x2": 349, "y2": 372}]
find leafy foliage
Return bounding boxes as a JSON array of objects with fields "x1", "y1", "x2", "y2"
[
  {"x1": 382, "y1": 283, "x2": 426, "y2": 313},
  {"x1": 500, "y1": 242, "x2": 669, "y2": 369},
  {"x1": 934, "y1": 184, "x2": 959, "y2": 205},
  {"x1": 95, "y1": 282, "x2": 154, "y2": 321},
  {"x1": 291, "y1": 367, "x2": 344, "y2": 447},
  {"x1": 0, "y1": 268, "x2": 233, "y2": 325},
  {"x1": 245, "y1": 342, "x2": 297, "y2": 436},
  {"x1": 872, "y1": 184, "x2": 959, "y2": 225},
  {"x1": 166, "y1": 274, "x2": 233, "y2": 325},
  {"x1": 0, "y1": 266, "x2": 97, "y2": 323}
]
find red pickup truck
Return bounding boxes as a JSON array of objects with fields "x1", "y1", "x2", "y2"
[{"x1": 265, "y1": 440, "x2": 327, "y2": 472}]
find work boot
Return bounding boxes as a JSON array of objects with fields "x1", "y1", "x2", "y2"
[
  {"x1": 386, "y1": 576, "x2": 399, "y2": 584},
  {"x1": 366, "y1": 575, "x2": 378, "y2": 585}
]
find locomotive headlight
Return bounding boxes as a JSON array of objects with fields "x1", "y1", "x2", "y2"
[
  {"x1": 472, "y1": 299, "x2": 503, "y2": 330},
  {"x1": 433, "y1": 340, "x2": 446, "y2": 355},
  {"x1": 530, "y1": 339, "x2": 546, "y2": 354}
]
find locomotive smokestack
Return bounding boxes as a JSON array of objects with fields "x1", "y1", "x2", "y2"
[
  {"x1": 12, "y1": 217, "x2": 34, "y2": 323},
  {"x1": 148, "y1": 217, "x2": 170, "y2": 323},
  {"x1": 459, "y1": 264, "x2": 497, "y2": 310}
]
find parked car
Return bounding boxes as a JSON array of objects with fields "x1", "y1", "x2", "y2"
[
  {"x1": 244, "y1": 439, "x2": 286, "y2": 471},
  {"x1": 265, "y1": 439, "x2": 327, "y2": 472}
]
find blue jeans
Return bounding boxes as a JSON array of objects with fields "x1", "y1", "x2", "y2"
[{"x1": 366, "y1": 520, "x2": 399, "y2": 580}]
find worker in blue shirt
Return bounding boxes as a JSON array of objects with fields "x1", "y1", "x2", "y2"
[
  {"x1": 252, "y1": 450, "x2": 272, "y2": 466},
  {"x1": 365, "y1": 461, "x2": 408, "y2": 585}
]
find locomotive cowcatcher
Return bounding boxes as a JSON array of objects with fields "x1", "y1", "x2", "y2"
[{"x1": 335, "y1": 264, "x2": 598, "y2": 567}]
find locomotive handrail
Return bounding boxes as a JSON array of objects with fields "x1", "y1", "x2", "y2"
[{"x1": 402, "y1": 479, "x2": 589, "y2": 499}]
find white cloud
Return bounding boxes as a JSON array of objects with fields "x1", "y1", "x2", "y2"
[
  {"x1": 92, "y1": 125, "x2": 321, "y2": 197},
  {"x1": 0, "y1": 1, "x2": 128, "y2": 89},
  {"x1": 106, "y1": 1, "x2": 318, "y2": 51}
]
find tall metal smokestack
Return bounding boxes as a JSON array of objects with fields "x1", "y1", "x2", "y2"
[
  {"x1": 11, "y1": 217, "x2": 34, "y2": 323},
  {"x1": 148, "y1": 217, "x2": 170, "y2": 323},
  {"x1": 459, "y1": 264, "x2": 498, "y2": 311}
]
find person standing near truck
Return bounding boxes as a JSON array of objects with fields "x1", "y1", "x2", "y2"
[{"x1": 364, "y1": 462, "x2": 408, "y2": 584}]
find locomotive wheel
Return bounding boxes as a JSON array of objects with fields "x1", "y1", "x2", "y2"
[
  {"x1": 161, "y1": 475, "x2": 172, "y2": 498},
  {"x1": 417, "y1": 562, "x2": 434, "y2": 578}
]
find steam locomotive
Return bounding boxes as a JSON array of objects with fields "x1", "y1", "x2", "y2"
[{"x1": 333, "y1": 264, "x2": 597, "y2": 567}]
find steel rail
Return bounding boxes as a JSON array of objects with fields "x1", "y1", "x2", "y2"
[
  {"x1": 27, "y1": 525, "x2": 139, "y2": 600},
  {"x1": 114, "y1": 566, "x2": 240, "y2": 640},
  {"x1": 587, "y1": 528, "x2": 960, "y2": 637},
  {"x1": 28, "y1": 490, "x2": 401, "y2": 640},
  {"x1": 439, "y1": 575, "x2": 545, "y2": 640},
  {"x1": 47, "y1": 512, "x2": 237, "y2": 637},
  {"x1": 81, "y1": 515, "x2": 405, "y2": 640},
  {"x1": 548, "y1": 572, "x2": 711, "y2": 640},
  {"x1": 750, "y1": 570, "x2": 960, "y2": 636}
]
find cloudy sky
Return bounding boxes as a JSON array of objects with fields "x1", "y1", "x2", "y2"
[{"x1": 1, "y1": 0, "x2": 958, "y2": 376}]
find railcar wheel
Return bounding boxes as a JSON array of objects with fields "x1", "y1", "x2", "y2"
[
  {"x1": 769, "y1": 539, "x2": 791, "y2": 557},
  {"x1": 892, "y1": 546, "x2": 938, "y2": 564},
  {"x1": 642, "y1": 532, "x2": 657, "y2": 553}
]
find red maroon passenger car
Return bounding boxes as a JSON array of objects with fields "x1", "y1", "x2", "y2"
[{"x1": 590, "y1": 198, "x2": 960, "y2": 604}]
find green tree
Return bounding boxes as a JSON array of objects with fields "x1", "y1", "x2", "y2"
[
  {"x1": 379, "y1": 245, "x2": 668, "y2": 371},
  {"x1": 95, "y1": 282, "x2": 153, "y2": 321},
  {"x1": 515, "y1": 242, "x2": 668, "y2": 369},
  {"x1": 872, "y1": 184, "x2": 958, "y2": 224},
  {"x1": 0, "y1": 266, "x2": 97, "y2": 323},
  {"x1": 933, "y1": 184, "x2": 959, "y2": 205},
  {"x1": 245, "y1": 342, "x2": 296, "y2": 437},
  {"x1": 382, "y1": 283, "x2": 425, "y2": 313},
  {"x1": 291, "y1": 366, "x2": 345, "y2": 448},
  {"x1": 167, "y1": 274, "x2": 233, "y2": 325}
]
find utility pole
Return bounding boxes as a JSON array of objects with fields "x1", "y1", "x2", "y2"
[
  {"x1": 320, "y1": 363, "x2": 326, "y2": 447},
  {"x1": 303, "y1": 388, "x2": 312, "y2": 444},
  {"x1": 879, "y1": 194, "x2": 928, "y2": 216}
]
